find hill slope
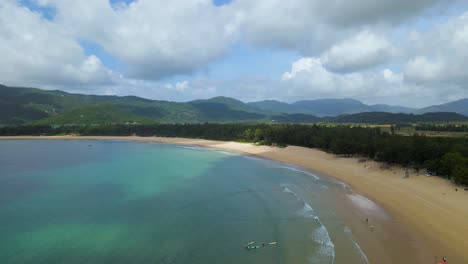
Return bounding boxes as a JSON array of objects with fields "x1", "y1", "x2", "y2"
[
  {"x1": 327, "y1": 112, "x2": 468, "y2": 124},
  {"x1": 35, "y1": 104, "x2": 155, "y2": 125},
  {"x1": 0, "y1": 85, "x2": 267, "y2": 125},
  {"x1": 293, "y1": 98, "x2": 370, "y2": 116},
  {"x1": 1, "y1": 85, "x2": 466, "y2": 125},
  {"x1": 247, "y1": 100, "x2": 311, "y2": 114},
  {"x1": 418, "y1": 99, "x2": 468, "y2": 116}
]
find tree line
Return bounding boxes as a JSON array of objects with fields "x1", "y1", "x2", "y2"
[
  {"x1": 415, "y1": 124, "x2": 468, "y2": 132},
  {"x1": 1, "y1": 124, "x2": 467, "y2": 185}
]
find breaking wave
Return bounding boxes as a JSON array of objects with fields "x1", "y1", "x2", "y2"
[
  {"x1": 281, "y1": 184, "x2": 300, "y2": 201},
  {"x1": 280, "y1": 166, "x2": 320, "y2": 180},
  {"x1": 299, "y1": 202, "x2": 315, "y2": 218},
  {"x1": 280, "y1": 183, "x2": 335, "y2": 264},
  {"x1": 344, "y1": 227, "x2": 369, "y2": 264},
  {"x1": 310, "y1": 216, "x2": 336, "y2": 264}
]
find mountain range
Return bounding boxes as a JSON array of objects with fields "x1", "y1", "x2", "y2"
[
  {"x1": 1, "y1": 84, "x2": 467, "y2": 125},
  {"x1": 248, "y1": 98, "x2": 417, "y2": 116}
]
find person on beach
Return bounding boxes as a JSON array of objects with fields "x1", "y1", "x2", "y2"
[{"x1": 437, "y1": 256, "x2": 448, "y2": 263}]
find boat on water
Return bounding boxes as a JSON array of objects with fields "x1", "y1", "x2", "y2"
[{"x1": 245, "y1": 241, "x2": 277, "y2": 250}]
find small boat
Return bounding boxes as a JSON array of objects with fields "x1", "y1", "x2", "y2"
[
  {"x1": 246, "y1": 245, "x2": 261, "y2": 250},
  {"x1": 245, "y1": 241, "x2": 277, "y2": 250}
]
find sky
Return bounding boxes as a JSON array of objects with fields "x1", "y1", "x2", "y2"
[{"x1": 1, "y1": 0, "x2": 468, "y2": 107}]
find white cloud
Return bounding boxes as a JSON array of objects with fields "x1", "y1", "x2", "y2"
[
  {"x1": 0, "y1": 0, "x2": 112, "y2": 87},
  {"x1": 404, "y1": 56, "x2": 444, "y2": 83},
  {"x1": 321, "y1": 31, "x2": 395, "y2": 73},
  {"x1": 404, "y1": 12, "x2": 468, "y2": 86},
  {"x1": 382, "y1": 69, "x2": 403, "y2": 83},
  {"x1": 278, "y1": 57, "x2": 455, "y2": 107},
  {"x1": 38, "y1": 0, "x2": 238, "y2": 80},
  {"x1": 276, "y1": 53, "x2": 468, "y2": 106},
  {"x1": 175, "y1": 81, "x2": 189, "y2": 92},
  {"x1": 281, "y1": 57, "x2": 369, "y2": 96},
  {"x1": 316, "y1": 0, "x2": 441, "y2": 26},
  {"x1": 234, "y1": 0, "x2": 441, "y2": 54},
  {"x1": 282, "y1": 58, "x2": 318, "y2": 81},
  {"x1": 1, "y1": 0, "x2": 467, "y2": 107}
]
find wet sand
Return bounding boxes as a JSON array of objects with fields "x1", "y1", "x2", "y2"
[{"x1": 2, "y1": 136, "x2": 467, "y2": 263}]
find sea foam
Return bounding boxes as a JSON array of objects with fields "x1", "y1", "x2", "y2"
[
  {"x1": 310, "y1": 216, "x2": 336, "y2": 264},
  {"x1": 180, "y1": 146, "x2": 205, "y2": 151},
  {"x1": 280, "y1": 183, "x2": 335, "y2": 264},
  {"x1": 300, "y1": 202, "x2": 315, "y2": 218},
  {"x1": 347, "y1": 194, "x2": 378, "y2": 212},
  {"x1": 280, "y1": 166, "x2": 320, "y2": 180},
  {"x1": 215, "y1": 150, "x2": 237, "y2": 156},
  {"x1": 281, "y1": 184, "x2": 300, "y2": 201},
  {"x1": 344, "y1": 226, "x2": 369, "y2": 264}
]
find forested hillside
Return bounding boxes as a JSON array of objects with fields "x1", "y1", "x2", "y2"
[
  {"x1": 1, "y1": 85, "x2": 467, "y2": 125},
  {"x1": 0, "y1": 85, "x2": 267, "y2": 124}
]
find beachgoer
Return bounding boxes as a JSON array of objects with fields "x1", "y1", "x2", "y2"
[{"x1": 370, "y1": 225, "x2": 374, "y2": 231}]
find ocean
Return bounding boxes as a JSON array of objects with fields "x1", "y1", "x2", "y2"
[{"x1": 0, "y1": 139, "x2": 369, "y2": 263}]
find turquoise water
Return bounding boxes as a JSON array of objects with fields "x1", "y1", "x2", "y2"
[{"x1": 0, "y1": 140, "x2": 368, "y2": 263}]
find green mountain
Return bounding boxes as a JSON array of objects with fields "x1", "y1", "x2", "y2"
[
  {"x1": 35, "y1": 104, "x2": 156, "y2": 125},
  {"x1": 368, "y1": 104, "x2": 415, "y2": 114},
  {"x1": 327, "y1": 112, "x2": 468, "y2": 124},
  {"x1": 0, "y1": 85, "x2": 267, "y2": 125},
  {"x1": 188, "y1": 96, "x2": 266, "y2": 121},
  {"x1": 251, "y1": 98, "x2": 416, "y2": 116},
  {"x1": 270, "y1": 113, "x2": 322, "y2": 123},
  {"x1": 293, "y1": 98, "x2": 370, "y2": 116},
  {"x1": 247, "y1": 100, "x2": 311, "y2": 114},
  {"x1": 418, "y1": 99, "x2": 468, "y2": 116},
  {"x1": 191, "y1": 96, "x2": 261, "y2": 113},
  {"x1": 1, "y1": 85, "x2": 466, "y2": 125}
]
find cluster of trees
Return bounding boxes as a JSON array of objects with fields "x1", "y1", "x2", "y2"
[
  {"x1": 416, "y1": 124, "x2": 468, "y2": 132},
  {"x1": 1, "y1": 123, "x2": 467, "y2": 185}
]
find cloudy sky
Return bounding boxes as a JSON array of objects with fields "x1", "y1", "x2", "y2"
[{"x1": 1, "y1": 0, "x2": 468, "y2": 107}]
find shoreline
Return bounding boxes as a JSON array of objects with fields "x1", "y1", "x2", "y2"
[{"x1": 2, "y1": 136, "x2": 467, "y2": 263}]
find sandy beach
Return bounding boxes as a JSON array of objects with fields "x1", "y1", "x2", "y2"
[{"x1": 2, "y1": 136, "x2": 467, "y2": 263}]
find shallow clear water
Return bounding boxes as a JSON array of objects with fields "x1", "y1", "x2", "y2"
[{"x1": 0, "y1": 140, "x2": 368, "y2": 264}]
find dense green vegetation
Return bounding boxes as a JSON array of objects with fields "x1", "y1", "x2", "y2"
[
  {"x1": 2, "y1": 85, "x2": 467, "y2": 125},
  {"x1": 35, "y1": 104, "x2": 156, "y2": 125},
  {"x1": 250, "y1": 98, "x2": 416, "y2": 116},
  {"x1": 416, "y1": 124, "x2": 468, "y2": 132},
  {"x1": 328, "y1": 112, "x2": 468, "y2": 124},
  {"x1": 2, "y1": 123, "x2": 467, "y2": 185},
  {"x1": 271, "y1": 113, "x2": 321, "y2": 123},
  {"x1": 0, "y1": 85, "x2": 266, "y2": 125}
]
